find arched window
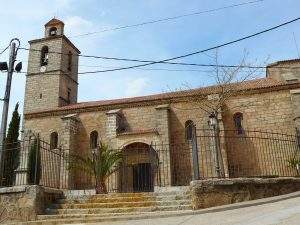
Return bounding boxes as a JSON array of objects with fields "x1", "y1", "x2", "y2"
[
  {"x1": 67, "y1": 51, "x2": 72, "y2": 71},
  {"x1": 41, "y1": 46, "x2": 49, "y2": 66},
  {"x1": 233, "y1": 112, "x2": 244, "y2": 135},
  {"x1": 50, "y1": 132, "x2": 58, "y2": 149},
  {"x1": 90, "y1": 131, "x2": 98, "y2": 149},
  {"x1": 49, "y1": 27, "x2": 57, "y2": 36},
  {"x1": 185, "y1": 120, "x2": 195, "y2": 141}
]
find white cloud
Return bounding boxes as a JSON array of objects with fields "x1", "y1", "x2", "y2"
[
  {"x1": 125, "y1": 77, "x2": 149, "y2": 97},
  {"x1": 64, "y1": 16, "x2": 93, "y2": 35},
  {"x1": 54, "y1": 0, "x2": 73, "y2": 8}
]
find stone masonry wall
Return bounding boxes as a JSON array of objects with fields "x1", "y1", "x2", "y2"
[
  {"x1": 24, "y1": 36, "x2": 79, "y2": 114},
  {"x1": 223, "y1": 89, "x2": 297, "y2": 177},
  {"x1": 0, "y1": 186, "x2": 62, "y2": 223},
  {"x1": 190, "y1": 177, "x2": 300, "y2": 210},
  {"x1": 23, "y1": 87, "x2": 299, "y2": 189}
]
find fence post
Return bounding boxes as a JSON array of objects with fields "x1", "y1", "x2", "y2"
[
  {"x1": 34, "y1": 134, "x2": 40, "y2": 185},
  {"x1": 296, "y1": 128, "x2": 300, "y2": 148},
  {"x1": 209, "y1": 113, "x2": 225, "y2": 178},
  {"x1": 191, "y1": 125, "x2": 200, "y2": 180}
]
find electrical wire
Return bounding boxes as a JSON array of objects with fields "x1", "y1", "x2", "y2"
[
  {"x1": 79, "y1": 16, "x2": 300, "y2": 74},
  {"x1": 70, "y1": 0, "x2": 265, "y2": 38},
  {"x1": 0, "y1": 45, "x2": 10, "y2": 55},
  {"x1": 19, "y1": 16, "x2": 300, "y2": 73}
]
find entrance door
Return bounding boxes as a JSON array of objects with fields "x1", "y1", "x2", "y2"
[{"x1": 133, "y1": 163, "x2": 153, "y2": 192}]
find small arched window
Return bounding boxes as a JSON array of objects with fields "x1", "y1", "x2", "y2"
[
  {"x1": 50, "y1": 132, "x2": 58, "y2": 149},
  {"x1": 41, "y1": 46, "x2": 49, "y2": 66},
  {"x1": 90, "y1": 131, "x2": 98, "y2": 149},
  {"x1": 233, "y1": 112, "x2": 244, "y2": 135},
  {"x1": 185, "y1": 120, "x2": 195, "y2": 141},
  {"x1": 67, "y1": 51, "x2": 72, "y2": 71},
  {"x1": 49, "y1": 27, "x2": 57, "y2": 36}
]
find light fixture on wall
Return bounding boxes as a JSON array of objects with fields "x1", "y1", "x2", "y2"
[{"x1": 209, "y1": 112, "x2": 217, "y2": 126}]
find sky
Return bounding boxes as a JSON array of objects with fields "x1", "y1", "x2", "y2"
[{"x1": 0, "y1": 0, "x2": 300, "y2": 124}]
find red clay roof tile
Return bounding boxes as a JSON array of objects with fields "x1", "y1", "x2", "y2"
[{"x1": 26, "y1": 77, "x2": 290, "y2": 116}]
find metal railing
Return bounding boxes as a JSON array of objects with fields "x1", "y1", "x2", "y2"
[
  {"x1": 0, "y1": 129, "x2": 299, "y2": 192},
  {"x1": 0, "y1": 136, "x2": 62, "y2": 188}
]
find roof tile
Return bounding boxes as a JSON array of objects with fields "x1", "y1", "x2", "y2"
[{"x1": 26, "y1": 78, "x2": 289, "y2": 116}]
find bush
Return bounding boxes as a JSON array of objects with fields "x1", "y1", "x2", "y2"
[{"x1": 27, "y1": 137, "x2": 41, "y2": 185}]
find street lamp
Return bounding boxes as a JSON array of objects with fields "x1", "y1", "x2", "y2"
[
  {"x1": 209, "y1": 112, "x2": 217, "y2": 126},
  {"x1": 15, "y1": 62, "x2": 22, "y2": 72},
  {"x1": 0, "y1": 62, "x2": 8, "y2": 71}
]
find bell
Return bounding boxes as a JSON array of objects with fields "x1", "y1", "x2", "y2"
[{"x1": 0, "y1": 62, "x2": 8, "y2": 71}]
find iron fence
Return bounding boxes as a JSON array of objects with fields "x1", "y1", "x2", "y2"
[
  {"x1": 0, "y1": 135, "x2": 62, "y2": 188},
  {"x1": 0, "y1": 129, "x2": 299, "y2": 192},
  {"x1": 196, "y1": 129, "x2": 300, "y2": 179}
]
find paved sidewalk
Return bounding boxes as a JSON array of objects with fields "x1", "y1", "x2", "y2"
[{"x1": 74, "y1": 196, "x2": 300, "y2": 225}]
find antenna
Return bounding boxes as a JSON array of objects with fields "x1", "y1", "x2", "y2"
[{"x1": 292, "y1": 32, "x2": 300, "y2": 59}]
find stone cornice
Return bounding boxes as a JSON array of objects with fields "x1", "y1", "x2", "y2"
[
  {"x1": 28, "y1": 35, "x2": 81, "y2": 54},
  {"x1": 27, "y1": 70, "x2": 78, "y2": 85}
]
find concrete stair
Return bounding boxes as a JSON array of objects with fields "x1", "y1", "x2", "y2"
[{"x1": 24, "y1": 188, "x2": 192, "y2": 225}]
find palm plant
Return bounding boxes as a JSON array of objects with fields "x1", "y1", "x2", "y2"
[
  {"x1": 287, "y1": 158, "x2": 300, "y2": 176},
  {"x1": 69, "y1": 142, "x2": 122, "y2": 194}
]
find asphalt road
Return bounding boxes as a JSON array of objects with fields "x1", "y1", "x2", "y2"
[{"x1": 80, "y1": 196, "x2": 300, "y2": 225}]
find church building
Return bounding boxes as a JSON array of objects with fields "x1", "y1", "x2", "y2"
[{"x1": 21, "y1": 18, "x2": 300, "y2": 192}]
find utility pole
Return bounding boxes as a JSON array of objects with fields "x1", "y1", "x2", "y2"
[{"x1": 0, "y1": 38, "x2": 20, "y2": 167}]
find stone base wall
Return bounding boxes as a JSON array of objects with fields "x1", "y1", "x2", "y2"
[
  {"x1": 190, "y1": 177, "x2": 300, "y2": 210},
  {"x1": 0, "y1": 185, "x2": 63, "y2": 223}
]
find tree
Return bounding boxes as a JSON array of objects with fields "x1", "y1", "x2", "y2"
[
  {"x1": 27, "y1": 137, "x2": 41, "y2": 185},
  {"x1": 287, "y1": 158, "x2": 300, "y2": 176},
  {"x1": 167, "y1": 50, "x2": 262, "y2": 178},
  {"x1": 2, "y1": 103, "x2": 20, "y2": 186},
  {"x1": 69, "y1": 142, "x2": 122, "y2": 194}
]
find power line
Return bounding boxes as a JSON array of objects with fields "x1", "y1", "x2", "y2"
[
  {"x1": 19, "y1": 16, "x2": 300, "y2": 73},
  {"x1": 77, "y1": 16, "x2": 300, "y2": 74},
  {"x1": 0, "y1": 45, "x2": 10, "y2": 55},
  {"x1": 18, "y1": 52, "x2": 300, "y2": 73},
  {"x1": 14, "y1": 62, "x2": 299, "y2": 77},
  {"x1": 80, "y1": 65, "x2": 214, "y2": 73},
  {"x1": 70, "y1": 0, "x2": 265, "y2": 38},
  {"x1": 293, "y1": 32, "x2": 300, "y2": 58}
]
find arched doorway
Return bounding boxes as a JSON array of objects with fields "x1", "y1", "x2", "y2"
[{"x1": 120, "y1": 142, "x2": 159, "y2": 192}]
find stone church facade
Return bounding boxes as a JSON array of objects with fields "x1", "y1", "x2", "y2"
[{"x1": 21, "y1": 18, "x2": 300, "y2": 191}]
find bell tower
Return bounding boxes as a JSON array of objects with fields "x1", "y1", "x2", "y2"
[{"x1": 24, "y1": 18, "x2": 80, "y2": 114}]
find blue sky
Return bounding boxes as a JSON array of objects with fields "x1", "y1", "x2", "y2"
[{"x1": 0, "y1": 0, "x2": 300, "y2": 123}]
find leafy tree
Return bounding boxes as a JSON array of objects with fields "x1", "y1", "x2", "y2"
[
  {"x1": 2, "y1": 103, "x2": 20, "y2": 186},
  {"x1": 27, "y1": 137, "x2": 41, "y2": 184},
  {"x1": 69, "y1": 143, "x2": 122, "y2": 194}
]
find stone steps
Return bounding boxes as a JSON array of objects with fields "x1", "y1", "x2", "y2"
[
  {"x1": 23, "y1": 210, "x2": 194, "y2": 225},
  {"x1": 58, "y1": 194, "x2": 190, "y2": 204},
  {"x1": 62, "y1": 190, "x2": 190, "y2": 199},
  {"x1": 26, "y1": 188, "x2": 192, "y2": 225},
  {"x1": 51, "y1": 199, "x2": 191, "y2": 209},
  {"x1": 45, "y1": 204, "x2": 192, "y2": 215},
  {"x1": 37, "y1": 210, "x2": 191, "y2": 220}
]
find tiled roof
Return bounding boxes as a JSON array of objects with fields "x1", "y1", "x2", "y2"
[
  {"x1": 26, "y1": 77, "x2": 294, "y2": 116},
  {"x1": 45, "y1": 18, "x2": 64, "y2": 26}
]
